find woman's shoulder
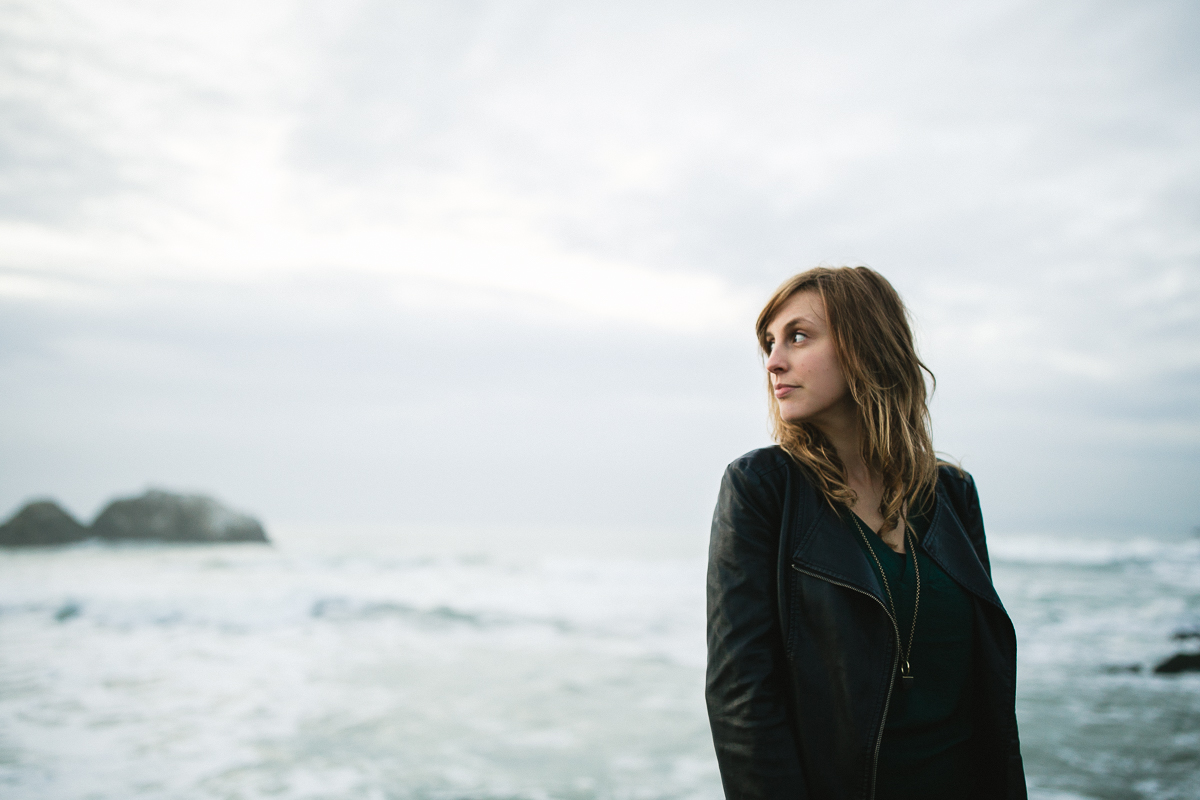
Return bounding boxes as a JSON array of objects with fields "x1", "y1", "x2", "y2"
[
  {"x1": 935, "y1": 462, "x2": 983, "y2": 526},
  {"x1": 936, "y1": 461, "x2": 978, "y2": 493},
  {"x1": 719, "y1": 448, "x2": 799, "y2": 514},
  {"x1": 714, "y1": 447, "x2": 794, "y2": 531},
  {"x1": 725, "y1": 445, "x2": 793, "y2": 480}
]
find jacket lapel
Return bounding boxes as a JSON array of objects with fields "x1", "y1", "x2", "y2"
[
  {"x1": 920, "y1": 488, "x2": 1006, "y2": 611},
  {"x1": 789, "y1": 482, "x2": 1007, "y2": 613},
  {"x1": 790, "y1": 499, "x2": 887, "y2": 606}
]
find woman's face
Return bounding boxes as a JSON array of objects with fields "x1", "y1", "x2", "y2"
[{"x1": 764, "y1": 290, "x2": 852, "y2": 427}]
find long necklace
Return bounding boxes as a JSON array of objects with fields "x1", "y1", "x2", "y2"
[{"x1": 851, "y1": 512, "x2": 921, "y2": 690}]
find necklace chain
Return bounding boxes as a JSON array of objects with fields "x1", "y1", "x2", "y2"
[{"x1": 850, "y1": 512, "x2": 921, "y2": 680}]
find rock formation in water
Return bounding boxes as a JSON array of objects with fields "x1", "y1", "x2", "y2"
[
  {"x1": 0, "y1": 500, "x2": 88, "y2": 547},
  {"x1": 1152, "y1": 626, "x2": 1200, "y2": 674},
  {"x1": 1153, "y1": 653, "x2": 1200, "y2": 674},
  {"x1": 0, "y1": 490, "x2": 269, "y2": 546},
  {"x1": 91, "y1": 490, "x2": 268, "y2": 543}
]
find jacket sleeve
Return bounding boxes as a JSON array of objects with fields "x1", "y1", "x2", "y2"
[{"x1": 706, "y1": 459, "x2": 807, "y2": 798}]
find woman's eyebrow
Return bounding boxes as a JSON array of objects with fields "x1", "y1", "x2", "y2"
[{"x1": 779, "y1": 315, "x2": 814, "y2": 329}]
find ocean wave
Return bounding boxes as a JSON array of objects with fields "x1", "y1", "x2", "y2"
[
  {"x1": 0, "y1": 594, "x2": 587, "y2": 639},
  {"x1": 989, "y1": 536, "x2": 1200, "y2": 566},
  {"x1": 308, "y1": 596, "x2": 584, "y2": 636}
]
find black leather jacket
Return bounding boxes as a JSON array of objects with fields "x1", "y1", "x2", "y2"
[{"x1": 706, "y1": 447, "x2": 1026, "y2": 799}]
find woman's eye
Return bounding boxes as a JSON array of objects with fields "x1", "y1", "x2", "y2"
[
  {"x1": 764, "y1": 340, "x2": 774, "y2": 354},
  {"x1": 791, "y1": 331, "x2": 807, "y2": 344}
]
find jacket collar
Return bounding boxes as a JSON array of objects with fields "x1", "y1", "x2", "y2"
[
  {"x1": 791, "y1": 499, "x2": 887, "y2": 605},
  {"x1": 790, "y1": 488, "x2": 1005, "y2": 612},
  {"x1": 922, "y1": 482, "x2": 1006, "y2": 611}
]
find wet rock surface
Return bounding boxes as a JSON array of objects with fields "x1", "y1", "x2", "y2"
[
  {"x1": 1154, "y1": 653, "x2": 1200, "y2": 674},
  {"x1": 0, "y1": 501, "x2": 88, "y2": 547},
  {"x1": 1151, "y1": 625, "x2": 1200, "y2": 674}
]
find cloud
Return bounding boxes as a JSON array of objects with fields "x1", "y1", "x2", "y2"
[{"x1": 0, "y1": 0, "x2": 1197, "y2": 538}]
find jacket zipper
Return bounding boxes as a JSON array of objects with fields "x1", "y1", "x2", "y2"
[{"x1": 791, "y1": 564, "x2": 899, "y2": 800}]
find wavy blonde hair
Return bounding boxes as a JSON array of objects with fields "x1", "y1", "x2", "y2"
[{"x1": 756, "y1": 266, "x2": 938, "y2": 531}]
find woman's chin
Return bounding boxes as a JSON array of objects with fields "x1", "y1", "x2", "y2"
[{"x1": 777, "y1": 401, "x2": 816, "y2": 425}]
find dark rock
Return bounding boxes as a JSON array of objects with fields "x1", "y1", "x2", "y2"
[
  {"x1": 1170, "y1": 627, "x2": 1200, "y2": 642},
  {"x1": 91, "y1": 490, "x2": 268, "y2": 543},
  {"x1": 0, "y1": 501, "x2": 88, "y2": 547},
  {"x1": 1153, "y1": 653, "x2": 1200, "y2": 674}
]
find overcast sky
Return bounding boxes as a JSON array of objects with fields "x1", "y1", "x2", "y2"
[{"x1": 1, "y1": 0, "x2": 1197, "y2": 551}]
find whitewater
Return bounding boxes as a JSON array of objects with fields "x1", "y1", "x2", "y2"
[{"x1": 1, "y1": 527, "x2": 1197, "y2": 799}]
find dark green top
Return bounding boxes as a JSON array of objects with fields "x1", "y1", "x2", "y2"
[{"x1": 845, "y1": 506, "x2": 976, "y2": 800}]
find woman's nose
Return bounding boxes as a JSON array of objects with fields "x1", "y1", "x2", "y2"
[{"x1": 766, "y1": 350, "x2": 786, "y2": 373}]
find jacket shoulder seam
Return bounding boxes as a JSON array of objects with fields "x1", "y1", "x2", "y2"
[{"x1": 728, "y1": 447, "x2": 791, "y2": 480}]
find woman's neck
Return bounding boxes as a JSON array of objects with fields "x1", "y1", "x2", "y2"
[
  {"x1": 812, "y1": 403, "x2": 865, "y2": 482},
  {"x1": 814, "y1": 407, "x2": 905, "y2": 550}
]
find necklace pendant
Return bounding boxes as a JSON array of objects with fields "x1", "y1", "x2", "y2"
[{"x1": 900, "y1": 674, "x2": 915, "y2": 691}]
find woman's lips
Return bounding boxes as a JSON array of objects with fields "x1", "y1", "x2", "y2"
[{"x1": 774, "y1": 384, "x2": 797, "y2": 398}]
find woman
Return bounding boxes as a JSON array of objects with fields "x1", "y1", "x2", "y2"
[{"x1": 706, "y1": 267, "x2": 1025, "y2": 800}]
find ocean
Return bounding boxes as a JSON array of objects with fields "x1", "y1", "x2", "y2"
[{"x1": 1, "y1": 527, "x2": 1197, "y2": 800}]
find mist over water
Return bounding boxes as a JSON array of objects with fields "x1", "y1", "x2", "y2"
[{"x1": 2, "y1": 527, "x2": 1197, "y2": 800}]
